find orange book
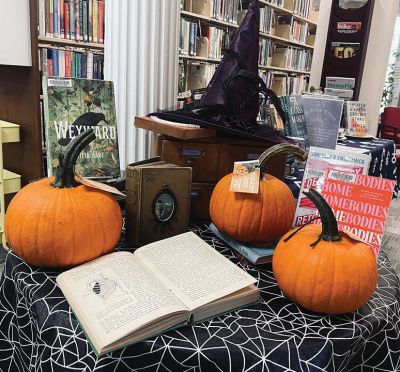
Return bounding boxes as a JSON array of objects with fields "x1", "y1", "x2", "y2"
[{"x1": 319, "y1": 169, "x2": 395, "y2": 256}]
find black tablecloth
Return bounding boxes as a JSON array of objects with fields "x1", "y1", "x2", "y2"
[
  {"x1": 1, "y1": 226, "x2": 400, "y2": 372},
  {"x1": 285, "y1": 138, "x2": 398, "y2": 199}
]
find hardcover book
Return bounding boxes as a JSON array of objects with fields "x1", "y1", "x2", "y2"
[
  {"x1": 320, "y1": 169, "x2": 395, "y2": 256},
  {"x1": 42, "y1": 77, "x2": 120, "y2": 179},
  {"x1": 293, "y1": 146, "x2": 371, "y2": 227},
  {"x1": 343, "y1": 101, "x2": 368, "y2": 137},
  {"x1": 302, "y1": 96, "x2": 344, "y2": 149},
  {"x1": 280, "y1": 95, "x2": 309, "y2": 150},
  {"x1": 125, "y1": 158, "x2": 192, "y2": 246},
  {"x1": 210, "y1": 223, "x2": 274, "y2": 265},
  {"x1": 57, "y1": 232, "x2": 260, "y2": 356}
]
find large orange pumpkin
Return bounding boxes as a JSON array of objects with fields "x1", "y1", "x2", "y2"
[
  {"x1": 4, "y1": 129, "x2": 122, "y2": 268},
  {"x1": 209, "y1": 144, "x2": 306, "y2": 245},
  {"x1": 273, "y1": 188, "x2": 377, "y2": 314}
]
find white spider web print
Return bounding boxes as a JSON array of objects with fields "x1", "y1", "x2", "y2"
[{"x1": 0, "y1": 225, "x2": 399, "y2": 372}]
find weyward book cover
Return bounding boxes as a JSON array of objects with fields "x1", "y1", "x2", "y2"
[
  {"x1": 43, "y1": 77, "x2": 120, "y2": 179},
  {"x1": 319, "y1": 169, "x2": 395, "y2": 256}
]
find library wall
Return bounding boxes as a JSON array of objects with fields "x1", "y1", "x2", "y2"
[{"x1": 0, "y1": 0, "x2": 32, "y2": 66}]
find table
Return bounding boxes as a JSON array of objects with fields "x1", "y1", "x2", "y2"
[
  {"x1": 1, "y1": 226, "x2": 400, "y2": 372},
  {"x1": 285, "y1": 137, "x2": 398, "y2": 199}
]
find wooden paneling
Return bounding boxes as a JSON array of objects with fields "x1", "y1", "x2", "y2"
[{"x1": 0, "y1": 0, "x2": 43, "y2": 185}]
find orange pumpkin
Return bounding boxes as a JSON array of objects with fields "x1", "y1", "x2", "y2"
[
  {"x1": 209, "y1": 144, "x2": 306, "y2": 245},
  {"x1": 4, "y1": 129, "x2": 122, "y2": 268},
  {"x1": 273, "y1": 189, "x2": 377, "y2": 314}
]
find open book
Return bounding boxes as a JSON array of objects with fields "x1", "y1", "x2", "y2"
[{"x1": 57, "y1": 232, "x2": 259, "y2": 356}]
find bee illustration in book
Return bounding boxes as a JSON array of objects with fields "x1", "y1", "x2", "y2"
[
  {"x1": 42, "y1": 77, "x2": 120, "y2": 179},
  {"x1": 88, "y1": 273, "x2": 127, "y2": 301}
]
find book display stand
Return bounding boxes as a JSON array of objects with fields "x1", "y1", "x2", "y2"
[{"x1": 320, "y1": 0, "x2": 375, "y2": 100}]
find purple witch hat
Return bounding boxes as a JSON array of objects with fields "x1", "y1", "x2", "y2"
[{"x1": 152, "y1": 0, "x2": 288, "y2": 142}]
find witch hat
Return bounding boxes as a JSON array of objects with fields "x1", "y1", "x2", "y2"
[{"x1": 152, "y1": 0, "x2": 289, "y2": 143}]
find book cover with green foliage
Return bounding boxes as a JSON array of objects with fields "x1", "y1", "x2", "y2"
[{"x1": 42, "y1": 77, "x2": 120, "y2": 179}]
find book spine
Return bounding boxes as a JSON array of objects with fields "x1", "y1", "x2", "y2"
[
  {"x1": 82, "y1": 52, "x2": 87, "y2": 78},
  {"x1": 189, "y1": 22, "x2": 195, "y2": 56},
  {"x1": 69, "y1": 1, "x2": 75, "y2": 39},
  {"x1": 79, "y1": 0, "x2": 84, "y2": 41},
  {"x1": 49, "y1": 0, "x2": 54, "y2": 37},
  {"x1": 98, "y1": 1, "x2": 104, "y2": 43},
  {"x1": 83, "y1": 0, "x2": 88, "y2": 42},
  {"x1": 93, "y1": 55, "x2": 98, "y2": 79},
  {"x1": 72, "y1": 52, "x2": 76, "y2": 77},
  {"x1": 57, "y1": 50, "x2": 63, "y2": 77},
  {"x1": 39, "y1": 0, "x2": 46, "y2": 36},
  {"x1": 87, "y1": 51, "x2": 93, "y2": 79},
  {"x1": 75, "y1": 0, "x2": 80, "y2": 41},
  {"x1": 77, "y1": 52, "x2": 82, "y2": 78},
  {"x1": 53, "y1": 0, "x2": 59, "y2": 38},
  {"x1": 64, "y1": 2, "x2": 70, "y2": 39},
  {"x1": 42, "y1": 48, "x2": 48, "y2": 76},
  {"x1": 65, "y1": 51, "x2": 72, "y2": 77},
  {"x1": 60, "y1": 0, "x2": 65, "y2": 38},
  {"x1": 53, "y1": 49, "x2": 59, "y2": 76},
  {"x1": 88, "y1": 0, "x2": 93, "y2": 42},
  {"x1": 47, "y1": 50, "x2": 54, "y2": 76},
  {"x1": 93, "y1": 0, "x2": 98, "y2": 43},
  {"x1": 42, "y1": 77, "x2": 53, "y2": 176}
]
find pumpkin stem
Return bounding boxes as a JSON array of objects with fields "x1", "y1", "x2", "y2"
[
  {"x1": 283, "y1": 217, "x2": 320, "y2": 242},
  {"x1": 258, "y1": 144, "x2": 306, "y2": 177},
  {"x1": 51, "y1": 129, "x2": 96, "y2": 188},
  {"x1": 302, "y1": 189, "x2": 342, "y2": 246}
]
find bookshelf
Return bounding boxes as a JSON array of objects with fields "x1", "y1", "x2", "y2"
[{"x1": 178, "y1": 0, "x2": 319, "y2": 98}]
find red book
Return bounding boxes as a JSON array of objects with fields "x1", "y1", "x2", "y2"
[
  {"x1": 64, "y1": 3, "x2": 70, "y2": 39},
  {"x1": 98, "y1": 1, "x2": 104, "y2": 44},
  {"x1": 48, "y1": 58, "x2": 54, "y2": 77},
  {"x1": 65, "y1": 51, "x2": 72, "y2": 77},
  {"x1": 319, "y1": 169, "x2": 395, "y2": 256}
]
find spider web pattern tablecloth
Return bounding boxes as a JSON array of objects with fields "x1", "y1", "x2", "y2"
[{"x1": 0, "y1": 225, "x2": 400, "y2": 372}]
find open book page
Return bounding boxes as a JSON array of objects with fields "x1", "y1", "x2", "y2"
[
  {"x1": 134, "y1": 232, "x2": 257, "y2": 311},
  {"x1": 57, "y1": 252, "x2": 189, "y2": 353}
]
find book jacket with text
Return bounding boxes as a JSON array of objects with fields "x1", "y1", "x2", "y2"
[
  {"x1": 42, "y1": 77, "x2": 120, "y2": 179},
  {"x1": 320, "y1": 169, "x2": 395, "y2": 256}
]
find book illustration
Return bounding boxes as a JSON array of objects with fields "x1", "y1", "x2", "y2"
[
  {"x1": 337, "y1": 21, "x2": 361, "y2": 34},
  {"x1": 42, "y1": 77, "x2": 120, "y2": 179},
  {"x1": 87, "y1": 273, "x2": 126, "y2": 301},
  {"x1": 230, "y1": 160, "x2": 260, "y2": 194},
  {"x1": 331, "y1": 42, "x2": 360, "y2": 58}
]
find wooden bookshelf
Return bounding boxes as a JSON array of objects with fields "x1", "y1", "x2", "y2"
[
  {"x1": 178, "y1": 0, "x2": 318, "y2": 97},
  {"x1": 38, "y1": 36, "x2": 105, "y2": 50}
]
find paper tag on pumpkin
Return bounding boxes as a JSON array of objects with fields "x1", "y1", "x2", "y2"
[
  {"x1": 77, "y1": 177, "x2": 126, "y2": 197},
  {"x1": 340, "y1": 228, "x2": 370, "y2": 245},
  {"x1": 229, "y1": 160, "x2": 260, "y2": 194}
]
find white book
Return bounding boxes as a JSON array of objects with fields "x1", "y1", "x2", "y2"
[
  {"x1": 39, "y1": 0, "x2": 46, "y2": 36},
  {"x1": 58, "y1": 50, "x2": 65, "y2": 77},
  {"x1": 86, "y1": 52, "x2": 94, "y2": 79},
  {"x1": 344, "y1": 101, "x2": 368, "y2": 137}
]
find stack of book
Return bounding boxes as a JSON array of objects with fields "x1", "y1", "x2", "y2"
[
  {"x1": 292, "y1": 0, "x2": 312, "y2": 19},
  {"x1": 275, "y1": 15, "x2": 309, "y2": 45},
  {"x1": 38, "y1": 0, "x2": 105, "y2": 43},
  {"x1": 182, "y1": 0, "x2": 240, "y2": 24},
  {"x1": 179, "y1": 19, "x2": 199, "y2": 56},
  {"x1": 259, "y1": 39, "x2": 273, "y2": 66},
  {"x1": 260, "y1": 7, "x2": 275, "y2": 34}
]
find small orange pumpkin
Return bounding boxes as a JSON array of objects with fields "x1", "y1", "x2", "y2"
[
  {"x1": 273, "y1": 189, "x2": 377, "y2": 314},
  {"x1": 4, "y1": 129, "x2": 122, "y2": 268},
  {"x1": 209, "y1": 144, "x2": 306, "y2": 245}
]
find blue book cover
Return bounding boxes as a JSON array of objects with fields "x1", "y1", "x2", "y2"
[
  {"x1": 209, "y1": 224, "x2": 275, "y2": 265},
  {"x1": 53, "y1": 49, "x2": 59, "y2": 77},
  {"x1": 53, "y1": 0, "x2": 59, "y2": 38},
  {"x1": 302, "y1": 96, "x2": 344, "y2": 150}
]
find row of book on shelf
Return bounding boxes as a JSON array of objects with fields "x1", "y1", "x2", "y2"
[
  {"x1": 39, "y1": 47, "x2": 104, "y2": 79},
  {"x1": 180, "y1": 61, "x2": 309, "y2": 97},
  {"x1": 38, "y1": 0, "x2": 105, "y2": 43}
]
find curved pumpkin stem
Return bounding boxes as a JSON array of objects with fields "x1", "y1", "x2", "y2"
[
  {"x1": 302, "y1": 189, "x2": 342, "y2": 246},
  {"x1": 51, "y1": 129, "x2": 96, "y2": 188},
  {"x1": 258, "y1": 144, "x2": 307, "y2": 177}
]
